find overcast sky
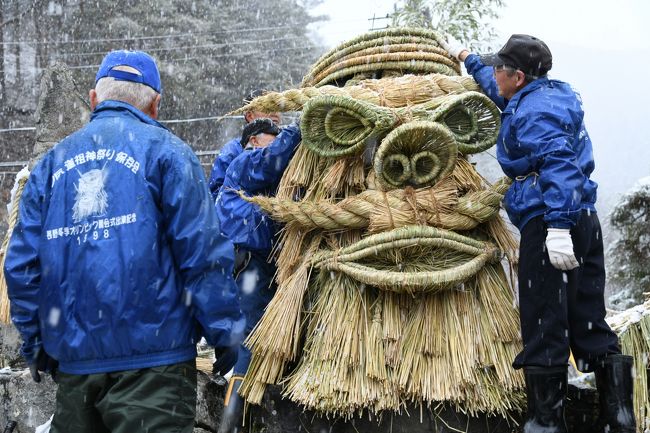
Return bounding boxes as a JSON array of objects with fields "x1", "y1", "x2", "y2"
[{"x1": 309, "y1": 0, "x2": 650, "y2": 217}]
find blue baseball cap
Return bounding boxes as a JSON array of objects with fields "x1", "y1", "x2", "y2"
[{"x1": 95, "y1": 50, "x2": 162, "y2": 93}]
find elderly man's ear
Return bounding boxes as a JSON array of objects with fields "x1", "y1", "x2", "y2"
[
  {"x1": 149, "y1": 94, "x2": 161, "y2": 119},
  {"x1": 89, "y1": 89, "x2": 98, "y2": 111}
]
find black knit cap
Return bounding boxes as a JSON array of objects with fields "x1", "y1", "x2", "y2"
[
  {"x1": 481, "y1": 34, "x2": 552, "y2": 77},
  {"x1": 241, "y1": 118, "x2": 280, "y2": 145},
  {"x1": 243, "y1": 89, "x2": 267, "y2": 104}
]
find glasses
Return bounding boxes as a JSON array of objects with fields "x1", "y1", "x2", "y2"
[{"x1": 493, "y1": 65, "x2": 517, "y2": 76}]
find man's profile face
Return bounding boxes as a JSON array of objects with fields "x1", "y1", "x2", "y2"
[
  {"x1": 493, "y1": 65, "x2": 521, "y2": 100},
  {"x1": 250, "y1": 133, "x2": 277, "y2": 149}
]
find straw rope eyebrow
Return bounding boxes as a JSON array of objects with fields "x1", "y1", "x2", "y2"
[{"x1": 226, "y1": 74, "x2": 480, "y2": 116}]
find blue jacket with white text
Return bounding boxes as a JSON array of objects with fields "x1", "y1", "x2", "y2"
[
  {"x1": 4, "y1": 100, "x2": 245, "y2": 375},
  {"x1": 465, "y1": 54, "x2": 597, "y2": 230}
]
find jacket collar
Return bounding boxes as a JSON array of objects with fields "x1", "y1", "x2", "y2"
[
  {"x1": 90, "y1": 100, "x2": 168, "y2": 131},
  {"x1": 503, "y1": 76, "x2": 550, "y2": 114}
]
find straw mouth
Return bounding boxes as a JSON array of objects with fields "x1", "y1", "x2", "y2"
[{"x1": 311, "y1": 225, "x2": 499, "y2": 292}]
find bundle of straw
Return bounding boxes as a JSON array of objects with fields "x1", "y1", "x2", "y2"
[
  {"x1": 373, "y1": 121, "x2": 457, "y2": 189},
  {"x1": 301, "y1": 91, "x2": 499, "y2": 158},
  {"x1": 0, "y1": 168, "x2": 30, "y2": 324},
  {"x1": 311, "y1": 225, "x2": 500, "y2": 293},
  {"x1": 607, "y1": 300, "x2": 650, "y2": 431},
  {"x1": 237, "y1": 26, "x2": 525, "y2": 420},
  {"x1": 227, "y1": 74, "x2": 480, "y2": 115},
  {"x1": 309, "y1": 52, "x2": 459, "y2": 87},
  {"x1": 303, "y1": 28, "x2": 459, "y2": 87}
]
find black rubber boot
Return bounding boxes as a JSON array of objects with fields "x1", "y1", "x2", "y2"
[
  {"x1": 522, "y1": 366, "x2": 569, "y2": 433},
  {"x1": 595, "y1": 354, "x2": 636, "y2": 433},
  {"x1": 218, "y1": 376, "x2": 245, "y2": 433}
]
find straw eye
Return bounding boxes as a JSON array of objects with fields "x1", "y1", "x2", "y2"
[
  {"x1": 410, "y1": 151, "x2": 441, "y2": 186},
  {"x1": 302, "y1": 95, "x2": 396, "y2": 157},
  {"x1": 381, "y1": 153, "x2": 412, "y2": 187}
]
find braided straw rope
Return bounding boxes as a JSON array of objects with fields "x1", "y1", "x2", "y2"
[
  {"x1": 227, "y1": 74, "x2": 480, "y2": 115},
  {"x1": 310, "y1": 225, "x2": 500, "y2": 292},
  {"x1": 310, "y1": 52, "x2": 460, "y2": 87},
  {"x1": 312, "y1": 60, "x2": 459, "y2": 88},
  {"x1": 306, "y1": 34, "x2": 450, "y2": 81},
  {"x1": 0, "y1": 173, "x2": 29, "y2": 324},
  {"x1": 330, "y1": 42, "x2": 450, "y2": 64},
  {"x1": 244, "y1": 176, "x2": 511, "y2": 233},
  {"x1": 303, "y1": 28, "x2": 457, "y2": 87}
]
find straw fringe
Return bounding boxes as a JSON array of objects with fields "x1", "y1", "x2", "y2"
[{"x1": 0, "y1": 173, "x2": 29, "y2": 324}]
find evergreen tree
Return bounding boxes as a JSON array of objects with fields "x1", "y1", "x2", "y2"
[
  {"x1": 608, "y1": 177, "x2": 650, "y2": 309},
  {"x1": 391, "y1": 0, "x2": 504, "y2": 51}
]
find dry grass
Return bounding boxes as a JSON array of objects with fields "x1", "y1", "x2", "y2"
[{"x1": 0, "y1": 174, "x2": 28, "y2": 324}]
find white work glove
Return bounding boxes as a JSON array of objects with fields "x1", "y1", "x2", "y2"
[
  {"x1": 439, "y1": 35, "x2": 468, "y2": 61},
  {"x1": 545, "y1": 228, "x2": 579, "y2": 271}
]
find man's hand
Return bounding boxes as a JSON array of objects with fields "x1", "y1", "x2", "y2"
[
  {"x1": 29, "y1": 349, "x2": 59, "y2": 383},
  {"x1": 28, "y1": 362, "x2": 42, "y2": 383},
  {"x1": 439, "y1": 35, "x2": 469, "y2": 61},
  {"x1": 545, "y1": 228, "x2": 579, "y2": 271}
]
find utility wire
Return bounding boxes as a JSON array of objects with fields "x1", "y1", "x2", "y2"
[
  {"x1": 0, "y1": 43, "x2": 318, "y2": 74},
  {"x1": 31, "y1": 35, "x2": 308, "y2": 60},
  {"x1": 0, "y1": 23, "x2": 319, "y2": 46},
  {"x1": 67, "y1": 45, "x2": 317, "y2": 70},
  {"x1": 0, "y1": 115, "x2": 247, "y2": 133}
]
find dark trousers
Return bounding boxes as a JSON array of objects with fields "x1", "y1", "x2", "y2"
[
  {"x1": 233, "y1": 252, "x2": 276, "y2": 376},
  {"x1": 50, "y1": 360, "x2": 197, "y2": 433},
  {"x1": 513, "y1": 211, "x2": 620, "y2": 372}
]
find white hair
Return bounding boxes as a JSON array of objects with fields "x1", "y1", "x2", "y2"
[{"x1": 95, "y1": 65, "x2": 159, "y2": 112}]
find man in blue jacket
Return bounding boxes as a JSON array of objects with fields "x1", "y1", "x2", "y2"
[
  {"x1": 207, "y1": 90, "x2": 281, "y2": 200},
  {"x1": 442, "y1": 35, "x2": 635, "y2": 432},
  {"x1": 214, "y1": 118, "x2": 301, "y2": 433},
  {"x1": 3, "y1": 50, "x2": 245, "y2": 433}
]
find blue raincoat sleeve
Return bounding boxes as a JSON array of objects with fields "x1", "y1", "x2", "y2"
[
  {"x1": 217, "y1": 125, "x2": 301, "y2": 252},
  {"x1": 208, "y1": 138, "x2": 242, "y2": 200},
  {"x1": 464, "y1": 54, "x2": 508, "y2": 110},
  {"x1": 512, "y1": 111, "x2": 584, "y2": 228},
  {"x1": 161, "y1": 143, "x2": 245, "y2": 349},
  {"x1": 4, "y1": 164, "x2": 47, "y2": 365}
]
